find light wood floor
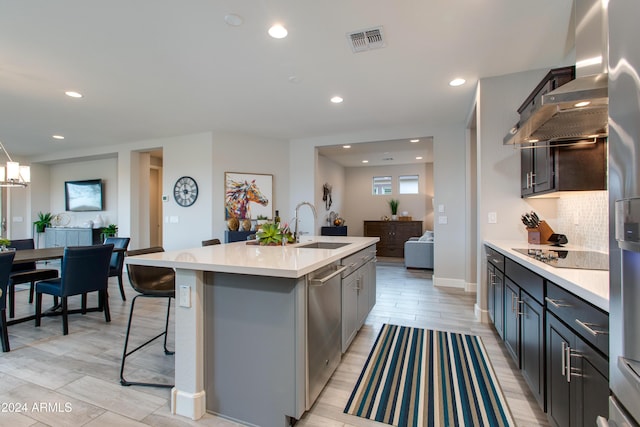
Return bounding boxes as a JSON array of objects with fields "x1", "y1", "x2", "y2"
[{"x1": 0, "y1": 260, "x2": 549, "y2": 427}]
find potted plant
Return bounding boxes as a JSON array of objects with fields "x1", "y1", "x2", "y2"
[
  {"x1": 34, "y1": 211, "x2": 53, "y2": 233},
  {"x1": 255, "y1": 222, "x2": 294, "y2": 246},
  {"x1": 100, "y1": 224, "x2": 118, "y2": 241},
  {"x1": 0, "y1": 238, "x2": 10, "y2": 251},
  {"x1": 388, "y1": 199, "x2": 399, "y2": 220}
]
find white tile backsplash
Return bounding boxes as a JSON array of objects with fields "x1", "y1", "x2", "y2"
[{"x1": 557, "y1": 191, "x2": 608, "y2": 252}]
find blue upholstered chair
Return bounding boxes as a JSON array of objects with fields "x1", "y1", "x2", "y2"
[
  {"x1": 8, "y1": 238, "x2": 59, "y2": 318},
  {"x1": 35, "y1": 244, "x2": 113, "y2": 335},
  {"x1": 104, "y1": 237, "x2": 130, "y2": 301},
  {"x1": 0, "y1": 251, "x2": 16, "y2": 352},
  {"x1": 120, "y1": 246, "x2": 175, "y2": 388}
]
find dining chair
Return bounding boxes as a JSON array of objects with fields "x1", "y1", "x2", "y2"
[
  {"x1": 201, "y1": 238, "x2": 221, "y2": 246},
  {"x1": 104, "y1": 237, "x2": 130, "y2": 301},
  {"x1": 35, "y1": 244, "x2": 114, "y2": 336},
  {"x1": 120, "y1": 246, "x2": 175, "y2": 388},
  {"x1": 0, "y1": 251, "x2": 16, "y2": 352},
  {"x1": 8, "y1": 238, "x2": 59, "y2": 318}
]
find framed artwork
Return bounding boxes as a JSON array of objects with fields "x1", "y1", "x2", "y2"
[{"x1": 225, "y1": 172, "x2": 273, "y2": 220}]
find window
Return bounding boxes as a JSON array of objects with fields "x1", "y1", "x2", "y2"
[
  {"x1": 372, "y1": 176, "x2": 392, "y2": 195},
  {"x1": 399, "y1": 175, "x2": 419, "y2": 194}
]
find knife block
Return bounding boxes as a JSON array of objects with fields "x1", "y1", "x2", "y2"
[{"x1": 527, "y1": 220, "x2": 554, "y2": 244}]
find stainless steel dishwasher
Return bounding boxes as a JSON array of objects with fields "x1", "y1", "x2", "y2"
[{"x1": 306, "y1": 262, "x2": 347, "y2": 409}]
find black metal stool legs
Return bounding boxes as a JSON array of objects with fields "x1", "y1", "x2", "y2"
[{"x1": 120, "y1": 294, "x2": 174, "y2": 388}]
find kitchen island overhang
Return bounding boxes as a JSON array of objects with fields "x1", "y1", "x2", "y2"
[{"x1": 124, "y1": 235, "x2": 379, "y2": 425}]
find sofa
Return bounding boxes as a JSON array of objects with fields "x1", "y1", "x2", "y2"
[{"x1": 404, "y1": 231, "x2": 434, "y2": 269}]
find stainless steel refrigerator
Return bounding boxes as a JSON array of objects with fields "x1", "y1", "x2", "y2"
[{"x1": 607, "y1": 0, "x2": 640, "y2": 425}]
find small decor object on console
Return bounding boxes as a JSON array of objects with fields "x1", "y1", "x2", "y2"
[
  {"x1": 173, "y1": 176, "x2": 199, "y2": 207},
  {"x1": 227, "y1": 218, "x2": 239, "y2": 231},
  {"x1": 388, "y1": 199, "x2": 399, "y2": 220}
]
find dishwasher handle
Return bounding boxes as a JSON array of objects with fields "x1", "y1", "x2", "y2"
[{"x1": 309, "y1": 265, "x2": 348, "y2": 286}]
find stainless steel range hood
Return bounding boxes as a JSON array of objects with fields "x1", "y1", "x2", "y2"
[{"x1": 504, "y1": 0, "x2": 608, "y2": 146}]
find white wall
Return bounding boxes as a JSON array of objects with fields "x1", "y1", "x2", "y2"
[
  {"x1": 316, "y1": 155, "x2": 345, "y2": 228},
  {"x1": 343, "y1": 163, "x2": 432, "y2": 236}
]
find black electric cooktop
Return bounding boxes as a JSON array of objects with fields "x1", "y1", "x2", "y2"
[{"x1": 512, "y1": 248, "x2": 609, "y2": 271}]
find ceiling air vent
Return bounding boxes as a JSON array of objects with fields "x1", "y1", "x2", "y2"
[{"x1": 347, "y1": 26, "x2": 386, "y2": 53}]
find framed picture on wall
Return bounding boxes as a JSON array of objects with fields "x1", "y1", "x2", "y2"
[{"x1": 224, "y1": 172, "x2": 273, "y2": 220}]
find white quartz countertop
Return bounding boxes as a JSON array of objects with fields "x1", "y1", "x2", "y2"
[
  {"x1": 125, "y1": 236, "x2": 379, "y2": 279},
  {"x1": 485, "y1": 240, "x2": 609, "y2": 312}
]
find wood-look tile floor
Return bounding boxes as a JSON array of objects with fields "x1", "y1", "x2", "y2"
[{"x1": 0, "y1": 260, "x2": 549, "y2": 427}]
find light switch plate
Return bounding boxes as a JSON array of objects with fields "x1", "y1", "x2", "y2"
[
  {"x1": 438, "y1": 215, "x2": 448, "y2": 224},
  {"x1": 438, "y1": 204, "x2": 445, "y2": 213},
  {"x1": 488, "y1": 212, "x2": 497, "y2": 224}
]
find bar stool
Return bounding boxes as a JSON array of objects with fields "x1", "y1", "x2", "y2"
[
  {"x1": 201, "y1": 238, "x2": 221, "y2": 246},
  {"x1": 120, "y1": 247, "x2": 175, "y2": 388}
]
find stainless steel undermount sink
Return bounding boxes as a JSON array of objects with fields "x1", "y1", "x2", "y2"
[{"x1": 298, "y1": 242, "x2": 350, "y2": 249}]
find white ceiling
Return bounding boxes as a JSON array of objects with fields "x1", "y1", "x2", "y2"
[
  {"x1": 0, "y1": 1, "x2": 575, "y2": 158},
  {"x1": 318, "y1": 137, "x2": 433, "y2": 168}
]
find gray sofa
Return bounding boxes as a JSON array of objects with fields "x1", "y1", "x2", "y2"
[{"x1": 404, "y1": 234, "x2": 434, "y2": 269}]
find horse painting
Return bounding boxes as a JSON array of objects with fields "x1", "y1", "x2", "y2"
[{"x1": 225, "y1": 177, "x2": 269, "y2": 219}]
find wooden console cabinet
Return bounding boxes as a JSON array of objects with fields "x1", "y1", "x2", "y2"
[{"x1": 363, "y1": 220, "x2": 422, "y2": 257}]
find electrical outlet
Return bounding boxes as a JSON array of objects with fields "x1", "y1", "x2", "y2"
[
  {"x1": 438, "y1": 215, "x2": 448, "y2": 224},
  {"x1": 488, "y1": 212, "x2": 497, "y2": 224},
  {"x1": 179, "y1": 285, "x2": 191, "y2": 308}
]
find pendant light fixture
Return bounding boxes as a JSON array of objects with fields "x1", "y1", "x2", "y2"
[{"x1": 0, "y1": 140, "x2": 30, "y2": 188}]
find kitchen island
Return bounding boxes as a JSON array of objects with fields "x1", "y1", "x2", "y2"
[{"x1": 125, "y1": 235, "x2": 378, "y2": 426}]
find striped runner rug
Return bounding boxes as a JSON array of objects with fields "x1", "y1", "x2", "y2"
[{"x1": 344, "y1": 324, "x2": 515, "y2": 427}]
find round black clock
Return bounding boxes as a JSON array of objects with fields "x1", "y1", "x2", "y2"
[{"x1": 173, "y1": 176, "x2": 198, "y2": 207}]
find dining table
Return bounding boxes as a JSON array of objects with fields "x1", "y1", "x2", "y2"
[{"x1": 6, "y1": 245, "x2": 126, "y2": 326}]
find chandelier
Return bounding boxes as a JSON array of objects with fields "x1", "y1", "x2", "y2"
[{"x1": 0, "y1": 140, "x2": 30, "y2": 188}]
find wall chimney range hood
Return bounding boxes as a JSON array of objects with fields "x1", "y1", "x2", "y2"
[{"x1": 504, "y1": 0, "x2": 609, "y2": 147}]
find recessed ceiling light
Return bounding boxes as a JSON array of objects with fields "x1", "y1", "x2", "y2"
[
  {"x1": 288, "y1": 75, "x2": 301, "y2": 84},
  {"x1": 527, "y1": 138, "x2": 540, "y2": 143},
  {"x1": 224, "y1": 13, "x2": 244, "y2": 26},
  {"x1": 410, "y1": 139, "x2": 420, "y2": 143},
  {"x1": 416, "y1": 156, "x2": 423, "y2": 160},
  {"x1": 52, "y1": 135, "x2": 65, "y2": 140},
  {"x1": 343, "y1": 145, "x2": 351, "y2": 148},
  {"x1": 574, "y1": 101, "x2": 591, "y2": 107},
  {"x1": 362, "y1": 160, "x2": 369, "y2": 163},
  {"x1": 449, "y1": 78, "x2": 466, "y2": 87},
  {"x1": 65, "y1": 91, "x2": 83, "y2": 98},
  {"x1": 330, "y1": 96, "x2": 343, "y2": 104},
  {"x1": 268, "y1": 24, "x2": 288, "y2": 39}
]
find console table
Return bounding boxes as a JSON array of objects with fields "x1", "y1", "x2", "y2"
[
  {"x1": 321, "y1": 226, "x2": 347, "y2": 236},
  {"x1": 363, "y1": 220, "x2": 422, "y2": 257},
  {"x1": 44, "y1": 227, "x2": 102, "y2": 248}
]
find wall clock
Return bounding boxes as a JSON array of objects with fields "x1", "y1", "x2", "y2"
[{"x1": 173, "y1": 176, "x2": 198, "y2": 207}]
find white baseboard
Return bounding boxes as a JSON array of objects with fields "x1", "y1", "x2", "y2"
[
  {"x1": 171, "y1": 387, "x2": 206, "y2": 420},
  {"x1": 433, "y1": 276, "x2": 466, "y2": 290},
  {"x1": 475, "y1": 303, "x2": 490, "y2": 323},
  {"x1": 465, "y1": 281, "x2": 477, "y2": 293}
]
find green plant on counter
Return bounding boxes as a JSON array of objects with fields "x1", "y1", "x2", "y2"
[
  {"x1": 256, "y1": 215, "x2": 268, "y2": 220},
  {"x1": 34, "y1": 211, "x2": 53, "y2": 233},
  {"x1": 0, "y1": 238, "x2": 10, "y2": 249},
  {"x1": 388, "y1": 199, "x2": 399, "y2": 215},
  {"x1": 256, "y1": 222, "x2": 282, "y2": 245}
]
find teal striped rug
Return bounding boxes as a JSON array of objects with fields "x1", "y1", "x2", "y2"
[{"x1": 344, "y1": 324, "x2": 515, "y2": 427}]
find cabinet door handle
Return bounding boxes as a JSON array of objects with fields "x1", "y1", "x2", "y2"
[
  {"x1": 561, "y1": 341, "x2": 567, "y2": 376},
  {"x1": 530, "y1": 172, "x2": 537, "y2": 186},
  {"x1": 545, "y1": 297, "x2": 571, "y2": 308},
  {"x1": 566, "y1": 344, "x2": 572, "y2": 382},
  {"x1": 575, "y1": 319, "x2": 608, "y2": 336},
  {"x1": 517, "y1": 300, "x2": 524, "y2": 316},
  {"x1": 489, "y1": 272, "x2": 495, "y2": 285},
  {"x1": 511, "y1": 293, "x2": 516, "y2": 313}
]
